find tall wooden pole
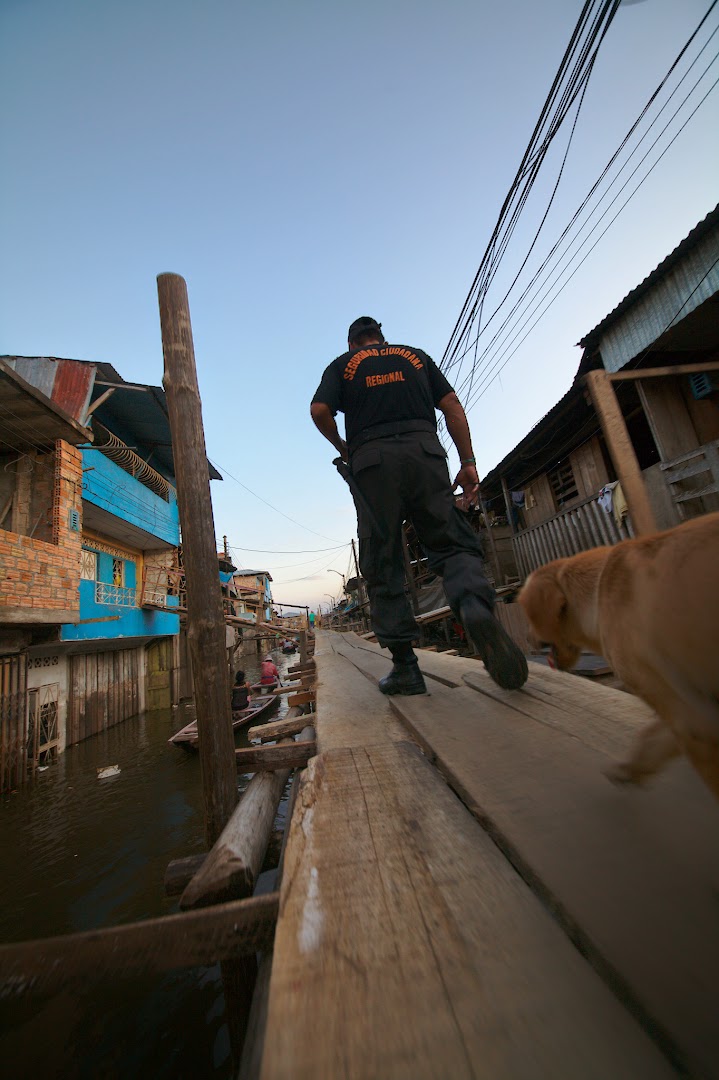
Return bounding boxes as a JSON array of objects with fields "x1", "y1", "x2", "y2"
[
  {"x1": 585, "y1": 371, "x2": 657, "y2": 536},
  {"x1": 351, "y1": 538, "x2": 368, "y2": 631},
  {"x1": 478, "y1": 494, "x2": 503, "y2": 587},
  {"x1": 157, "y1": 273, "x2": 238, "y2": 846}
]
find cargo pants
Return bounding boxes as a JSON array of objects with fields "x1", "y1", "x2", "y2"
[{"x1": 348, "y1": 431, "x2": 495, "y2": 647}]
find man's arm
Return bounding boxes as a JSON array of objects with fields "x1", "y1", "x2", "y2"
[
  {"x1": 437, "y1": 391, "x2": 479, "y2": 508},
  {"x1": 310, "y1": 402, "x2": 348, "y2": 461}
]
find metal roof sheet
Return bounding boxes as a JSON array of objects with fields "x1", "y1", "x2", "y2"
[{"x1": 579, "y1": 204, "x2": 719, "y2": 353}]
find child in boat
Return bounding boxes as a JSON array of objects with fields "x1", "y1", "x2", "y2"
[
  {"x1": 260, "y1": 655, "x2": 280, "y2": 685},
  {"x1": 231, "y1": 670, "x2": 250, "y2": 712}
]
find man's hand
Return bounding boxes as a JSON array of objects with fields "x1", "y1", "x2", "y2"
[
  {"x1": 310, "y1": 402, "x2": 348, "y2": 460},
  {"x1": 452, "y1": 464, "x2": 479, "y2": 510}
]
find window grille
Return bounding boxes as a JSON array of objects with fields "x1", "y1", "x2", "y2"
[
  {"x1": 81, "y1": 549, "x2": 98, "y2": 581},
  {"x1": 548, "y1": 461, "x2": 578, "y2": 508},
  {"x1": 112, "y1": 558, "x2": 125, "y2": 588}
]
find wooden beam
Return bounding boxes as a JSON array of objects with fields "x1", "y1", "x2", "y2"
[
  {"x1": 235, "y1": 741, "x2": 315, "y2": 772},
  {"x1": 157, "y1": 273, "x2": 238, "y2": 847},
  {"x1": 272, "y1": 680, "x2": 314, "y2": 696},
  {"x1": 0, "y1": 893, "x2": 279, "y2": 1000},
  {"x1": 608, "y1": 361, "x2": 719, "y2": 382},
  {"x1": 248, "y1": 716, "x2": 314, "y2": 743},
  {"x1": 181, "y1": 745, "x2": 294, "y2": 910},
  {"x1": 287, "y1": 690, "x2": 315, "y2": 707},
  {"x1": 584, "y1": 370, "x2": 657, "y2": 535}
]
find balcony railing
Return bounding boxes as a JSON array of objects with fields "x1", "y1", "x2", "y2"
[
  {"x1": 95, "y1": 582, "x2": 138, "y2": 607},
  {"x1": 513, "y1": 492, "x2": 633, "y2": 577}
]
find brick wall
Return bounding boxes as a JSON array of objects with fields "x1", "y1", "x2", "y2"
[{"x1": 0, "y1": 441, "x2": 83, "y2": 621}]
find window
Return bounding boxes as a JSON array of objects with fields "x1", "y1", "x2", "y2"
[
  {"x1": 548, "y1": 460, "x2": 578, "y2": 508},
  {"x1": 112, "y1": 558, "x2": 124, "y2": 587},
  {"x1": 81, "y1": 548, "x2": 98, "y2": 580}
]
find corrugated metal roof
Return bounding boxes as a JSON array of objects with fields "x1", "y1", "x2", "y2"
[
  {"x1": 0, "y1": 360, "x2": 94, "y2": 450},
  {"x1": 0, "y1": 356, "x2": 94, "y2": 424},
  {"x1": 579, "y1": 203, "x2": 719, "y2": 353},
  {"x1": 2, "y1": 357, "x2": 222, "y2": 483}
]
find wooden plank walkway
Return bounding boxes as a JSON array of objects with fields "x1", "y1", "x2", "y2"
[{"x1": 256, "y1": 630, "x2": 719, "y2": 1078}]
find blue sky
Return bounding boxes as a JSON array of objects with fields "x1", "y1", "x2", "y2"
[{"x1": 2, "y1": 0, "x2": 717, "y2": 611}]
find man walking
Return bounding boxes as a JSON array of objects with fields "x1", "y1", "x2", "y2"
[{"x1": 310, "y1": 316, "x2": 528, "y2": 696}]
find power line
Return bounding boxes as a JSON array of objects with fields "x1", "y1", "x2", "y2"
[
  {"x1": 451, "y1": 8, "x2": 719, "y2": 388},
  {"x1": 441, "y1": 0, "x2": 718, "y2": 407},
  {"x1": 208, "y1": 456, "x2": 344, "y2": 544},
  {"x1": 461, "y1": 69, "x2": 719, "y2": 412}
]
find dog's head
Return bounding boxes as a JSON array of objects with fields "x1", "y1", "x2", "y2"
[{"x1": 518, "y1": 562, "x2": 582, "y2": 671}]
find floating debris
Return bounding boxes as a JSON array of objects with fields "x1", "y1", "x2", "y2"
[{"x1": 97, "y1": 765, "x2": 121, "y2": 779}]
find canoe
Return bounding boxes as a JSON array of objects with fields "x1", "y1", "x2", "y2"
[
  {"x1": 251, "y1": 679, "x2": 279, "y2": 694},
  {"x1": 169, "y1": 694, "x2": 280, "y2": 752}
]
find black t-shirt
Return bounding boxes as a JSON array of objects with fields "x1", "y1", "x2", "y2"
[{"x1": 311, "y1": 343, "x2": 455, "y2": 447}]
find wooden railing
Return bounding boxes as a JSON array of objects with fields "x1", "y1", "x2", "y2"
[
  {"x1": 660, "y1": 439, "x2": 719, "y2": 519},
  {"x1": 513, "y1": 492, "x2": 632, "y2": 577}
]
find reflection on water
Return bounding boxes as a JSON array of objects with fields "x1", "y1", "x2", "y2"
[{"x1": 0, "y1": 649, "x2": 297, "y2": 1079}]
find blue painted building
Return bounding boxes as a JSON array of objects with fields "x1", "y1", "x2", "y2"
[{"x1": 3, "y1": 357, "x2": 222, "y2": 750}]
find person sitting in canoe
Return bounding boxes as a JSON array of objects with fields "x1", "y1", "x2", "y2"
[
  {"x1": 260, "y1": 654, "x2": 280, "y2": 686},
  {"x1": 231, "y1": 669, "x2": 250, "y2": 712}
]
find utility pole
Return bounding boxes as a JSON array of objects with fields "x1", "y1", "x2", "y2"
[{"x1": 157, "y1": 273, "x2": 252, "y2": 1064}]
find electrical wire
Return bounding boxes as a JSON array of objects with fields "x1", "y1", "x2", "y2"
[
  {"x1": 451, "y1": 14, "x2": 719, "y2": 386},
  {"x1": 461, "y1": 69, "x2": 719, "y2": 412},
  {"x1": 208, "y1": 456, "x2": 344, "y2": 544},
  {"x1": 441, "y1": 0, "x2": 718, "y2": 408},
  {"x1": 451, "y1": 33, "x2": 719, "y2": 408}
]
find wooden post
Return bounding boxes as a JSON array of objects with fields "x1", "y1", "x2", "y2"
[
  {"x1": 478, "y1": 493, "x2": 503, "y2": 587},
  {"x1": 157, "y1": 273, "x2": 238, "y2": 846},
  {"x1": 585, "y1": 371, "x2": 657, "y2": 536},
  {"x1": 501, "y1": 476, "x2": 516, "y2": 536},
  {"x1": 299, "y1": 629, "x2": 308, "y2": 666},
  {"x1": 352, "y1": 538, "x2": 369, "y2": 631},
  {"x1": 158, "y1": 273, "x2": 253, "y2": 1066}
]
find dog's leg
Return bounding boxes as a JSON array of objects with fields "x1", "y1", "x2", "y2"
[
  {"x1": 682, "y1": 731, "x2": 719, "y2": 802},
  {"x1": 604, "y1": 718, "x2": 681, "y2": 787}
]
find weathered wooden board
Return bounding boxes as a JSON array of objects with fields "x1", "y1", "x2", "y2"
[
  {"x1": 248, "y1": 715, "x2": 314, "y2": 743},
  {"x1": 0, "y1": 893, "x2": 278, "y2": 999},
  {"x1": 260, "y1": 737, "x2": 673, "y2": 1079},
  {"x1": 287, "y1": 691, "x2": 314, "y2": 707},
  {"x1": 385, "y1": 684, "x2": 719, "y2": 1078},
  {"x1": 316, "y1": 639, "x2": 407, "y2": 752},
  {"x1": 235, "y1": 742, "x2": 315, "y2": 772}
]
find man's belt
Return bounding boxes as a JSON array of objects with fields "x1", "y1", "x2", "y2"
[{"x1": 348, "y1": 419, "x2": 436, "y2": 455}]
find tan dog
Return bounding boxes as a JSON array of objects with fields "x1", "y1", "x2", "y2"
[{"x1": 518, "y1": 512, "x2": 719, "y2": 799}]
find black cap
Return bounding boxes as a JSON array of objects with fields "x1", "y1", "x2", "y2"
[{"x1": 348, "y1": 316, "x2": 383, "y2": 343}]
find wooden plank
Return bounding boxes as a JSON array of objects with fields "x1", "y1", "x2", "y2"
[
  {"x1": 181, "y1": 746, "x2": 293, "y2": 909},
  {"x1": 461, "y1": 667, "x2": 651, "y2": 759},
  {"x1": 608, "y1": 362, "x2": 719, "y2": 381},
  {"x1": 0, "y1": 893, "x2": 278, "y2": 1000},
  {"x1": 248, "y1": 715, "x2": 314, "y2": 743},
  {"x1": 261, "y1": 735, "x2": 673, "y2": 1079},
  {"x1": 235, "y1": 742, "x2": 315, "y2": 772},
  {"x1": 386, "y1": 683, "x2": 719, "y2": 1078},
  {"x1": 316, "y1": 640, "x2": 408, "y2": 752},
  {"x1": 287, "y1": 690, "x2": 314, "y2": 707},
  {"x1": 272, "y1": 679, "x2": 314, "y2": 695}
]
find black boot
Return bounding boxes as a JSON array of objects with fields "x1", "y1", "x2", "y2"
[
  {"x1": 379, "y1": 643, "x2": 428, "y2": 696},
  {"x1": 459, "y1": 595, "x2": 528, "y2": 690}
]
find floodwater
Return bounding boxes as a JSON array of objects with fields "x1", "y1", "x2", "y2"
[{"x1": 0, "y1": 648, "x2": 299, "y2": 1080}]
